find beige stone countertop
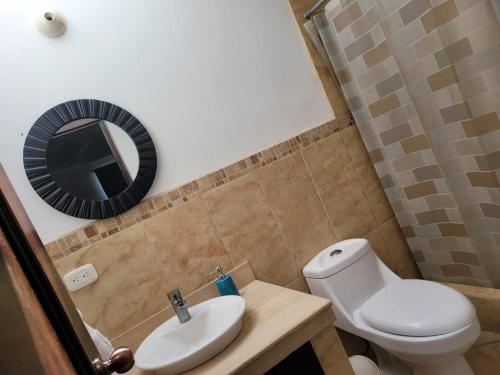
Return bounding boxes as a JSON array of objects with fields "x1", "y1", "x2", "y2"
[{"x1": 130, "y1": 280, "x2": 334, "y2": 375}]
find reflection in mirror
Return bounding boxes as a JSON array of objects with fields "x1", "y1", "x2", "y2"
[{"x1": 46, "y1": 119, "x2": 139, "y2": 201}]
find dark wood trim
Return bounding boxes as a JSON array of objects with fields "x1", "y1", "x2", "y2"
[{"x1": 0, "y1": 164, "x2": 98, "y2": 374}]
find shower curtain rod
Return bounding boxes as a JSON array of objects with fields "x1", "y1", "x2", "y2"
[{"x1": 303, "y1": 0, "x2": 327, "y2": 19}]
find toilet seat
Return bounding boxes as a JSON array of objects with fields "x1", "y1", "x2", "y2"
[{"x1": 359, "y1": 279, "x2": 475, "y2": 337}]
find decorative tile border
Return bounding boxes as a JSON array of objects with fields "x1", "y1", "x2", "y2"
[{"x1": 44, "y1": 114, "x2": 354, "y2": 260}]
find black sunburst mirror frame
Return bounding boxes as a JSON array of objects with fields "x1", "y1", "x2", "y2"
[{"x1": 23, "y1": 99, "x2": 157, "y2": 220}]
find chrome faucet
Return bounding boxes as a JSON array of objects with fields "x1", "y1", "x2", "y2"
[{"x1": 167, "y1": 289, "x2": 191, "y2": 323}]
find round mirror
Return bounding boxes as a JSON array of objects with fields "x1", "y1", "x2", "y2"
[
  {"x1": 46, "y1": 119, "x2": 139, "y2": 201},
  {"x1": 23, "y1": 99, "x2": 157, "y2": 219}
]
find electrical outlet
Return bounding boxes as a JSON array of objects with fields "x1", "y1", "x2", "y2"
[{"x1": 63, "y1": 264, "x2": 98, "y2": 292}]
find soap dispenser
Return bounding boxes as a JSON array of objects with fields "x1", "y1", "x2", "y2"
[{"x1": 211, "y1": 266, "x2": 240, "y2": 296}]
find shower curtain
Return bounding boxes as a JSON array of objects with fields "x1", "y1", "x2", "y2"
[{"x1": 306, "y1": 0, "x2": 500, "y2": 287}]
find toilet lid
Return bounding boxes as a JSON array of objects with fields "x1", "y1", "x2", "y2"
[{"x1": 359, "y1": 279, "x2": 475, "y2": 337}]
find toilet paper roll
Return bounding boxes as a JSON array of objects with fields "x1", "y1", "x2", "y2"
[{"x1": 34, "y1": 11, "x2": 66, "y2": 38}]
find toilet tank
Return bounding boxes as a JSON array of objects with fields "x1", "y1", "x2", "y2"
[{"x1": 303, "y1": 239, "x2": 399, "y2": 331}]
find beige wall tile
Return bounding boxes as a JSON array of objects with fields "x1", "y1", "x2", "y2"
[
  {"x1": 404, "y1": 180, "x2": 438, "y2": 199},
  {"x1": 341, "y1": 126, "x2": 371, "y2": 169},
  {"x1": 420, "y1": 0, "x2": 459, "y2": 33},
  {"x1": 142, "y1": 197, "x2": 233, "y2": 294},
  {"x1": 401, "y1": 134, "x2": 431, "y2": 154},
  {"x1": 427, "y1": 65, "x2": 459, "y2": 92},
  {"x1": 302, "y1": 133, "x2": 377, "y2": 239},
  {"x1": 381, "y1": 217, "x2": 421, "y2": 278},
  {"x1": 54, "y1": 224, "x2": 170, "y2": 339},
  {"x1": 368, "y1": 93, "x2": 401, "y2": 118},
  {"x1": 203, "y1": 174, "x2": 299, "y2": 286},
  {"x1": 362, "y1": 41, "x2": 391, "y2": 68},
  {"x1": 357, "y1": 164, "x2": 394, "y2": 225},
  {"x1": 462, "y1": 112, "x2": 500, "y2": 137},
  {"x1": 365, "y1": 228, "x2": 394, "y2": 274},
  {"x1": 466, "y1": 341, "x2": 500, "y2": 375},
  {"x1": 286, "y1": 276, "x2": 310, "y2": 293},
  {"x1": 256, "y1": 153, "x2": 337, "y2": 269}
]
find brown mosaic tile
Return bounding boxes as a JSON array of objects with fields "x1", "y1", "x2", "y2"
[{"x1": 84, "y1": 225, "x2": 98, "y2": 239}]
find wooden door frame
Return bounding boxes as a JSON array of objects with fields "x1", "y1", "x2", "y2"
[{"x1": 0, "y1": 164, "x2": 99, "y2": 374}]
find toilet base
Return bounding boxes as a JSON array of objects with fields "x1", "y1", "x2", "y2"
[
  {"x1": 404, "y1": 355, "x2": 473, "y2": 375},
  {"x1": 372, "y1": 345, "x2": 473, "y2": 375}
]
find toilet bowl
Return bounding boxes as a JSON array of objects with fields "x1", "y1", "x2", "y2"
[{"x1": 303, "y1": 239, "x2": 480, "y2": 375}]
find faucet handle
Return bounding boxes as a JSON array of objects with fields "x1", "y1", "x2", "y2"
[{"x1": 168, "y1": 288, "x2": 185, "y2": 306}]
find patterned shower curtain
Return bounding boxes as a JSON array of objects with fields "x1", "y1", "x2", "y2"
[{"x1": 306, "y1": 0, "x2": 500, "y2": 287}]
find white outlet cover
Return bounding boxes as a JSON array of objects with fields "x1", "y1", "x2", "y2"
[{"x1": 63, "y1": 264, "x2": 98, "y2": 292}]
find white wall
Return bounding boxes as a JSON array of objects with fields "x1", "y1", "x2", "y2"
[{"x1": 0, "y1": 0, "x2": 332, "y2": 243}]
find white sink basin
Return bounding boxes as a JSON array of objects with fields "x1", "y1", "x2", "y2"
[{"x1": 135, "y1": 295, "x2": 246, "y2": 375}]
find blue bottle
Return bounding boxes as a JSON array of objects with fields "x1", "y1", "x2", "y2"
[{"x1": 212, "y1": 266, "x2": 240, "y2": 296}]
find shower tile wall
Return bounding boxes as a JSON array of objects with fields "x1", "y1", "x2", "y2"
[
  {"x1": 47, "y1": 116, "x2": 420, "y2": 340},
  {"x1": 317, "y1": 0, "x2": 500, "y2": 286}
]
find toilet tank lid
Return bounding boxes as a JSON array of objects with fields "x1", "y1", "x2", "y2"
[{"x1": 303, "y1": 239, "x2": 370, "y2": 279}]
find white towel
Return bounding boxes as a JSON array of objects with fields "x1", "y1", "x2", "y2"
[{"x1": 78, "y1": 310, "x2": 114, "y2": 359}]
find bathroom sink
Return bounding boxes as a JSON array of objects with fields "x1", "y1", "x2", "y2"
[{"x1": 135, "y1": 295, "x2": 246, "y2": 375}]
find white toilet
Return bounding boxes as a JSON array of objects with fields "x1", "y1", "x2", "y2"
[{"x1": 303, "y1": 239, "x2": 480, "y2": 375}]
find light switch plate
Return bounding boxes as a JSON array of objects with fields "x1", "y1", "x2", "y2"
[{"x1": 63, "y1": 264, "x2": 98, "y2": 292}]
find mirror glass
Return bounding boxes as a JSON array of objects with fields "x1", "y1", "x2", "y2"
[{"x1": 46, "y1": 118, "x2": 139, "y2": 201}]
